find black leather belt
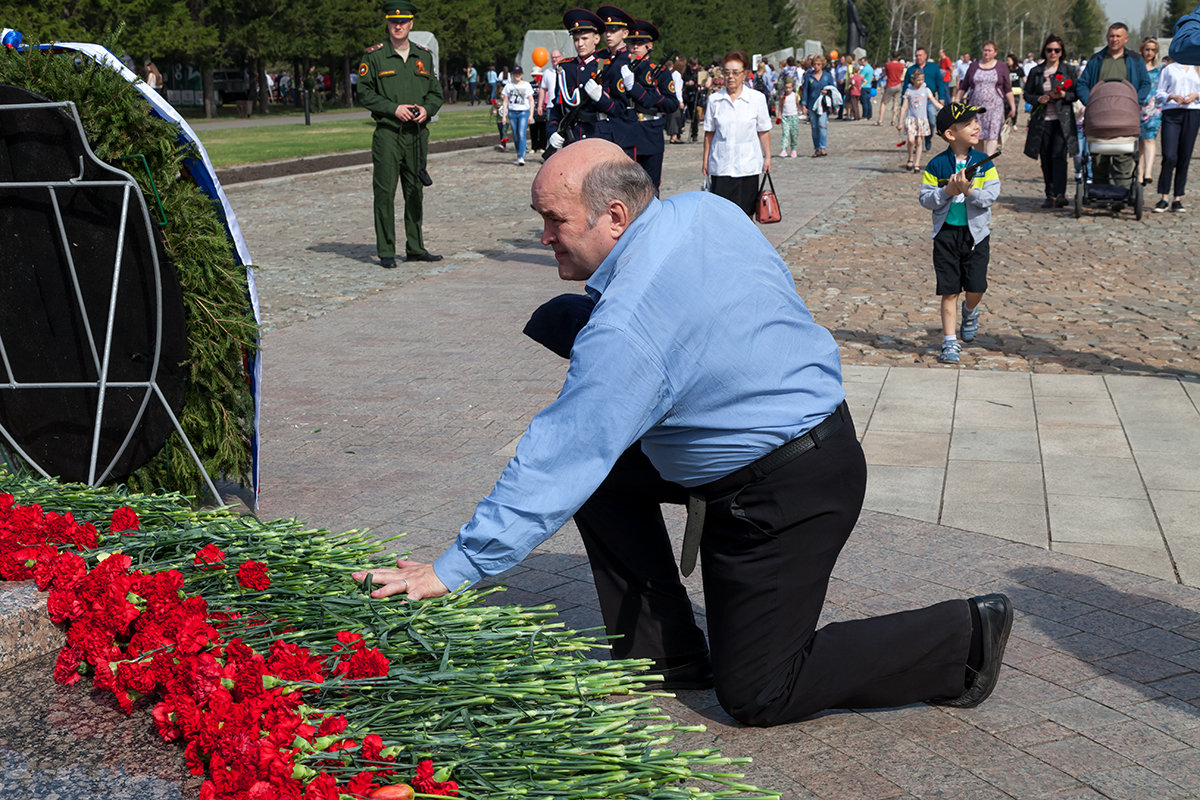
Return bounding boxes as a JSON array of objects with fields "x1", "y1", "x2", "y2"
[{"x1": 679, "y1": 401, "x2": 849, "y2": 576}]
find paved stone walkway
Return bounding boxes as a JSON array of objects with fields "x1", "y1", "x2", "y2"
[
  {"x1": 4, "y1": 119, "x2": 1200, "y2": 800},
  {"x1": 216, "y1": 122, "x2": 1200, "y2": 798}
]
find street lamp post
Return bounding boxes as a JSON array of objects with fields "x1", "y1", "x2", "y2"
[
  {"x1": 913, "y1": 11, "x2": 926, "y2": 61},
  {"x1": 1020, "y1": 12, "x2": 1030, "y2": 59}
]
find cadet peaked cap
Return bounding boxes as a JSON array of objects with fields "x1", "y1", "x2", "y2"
[
  {"x1": 597, "y1": 5, "x2": 634, "y2": 29},
  {"x1": 936, "y1": 101, "x2": 985, "y2": 135},
  {"x1": 383, "y1": 0, "x2": 417, "y2": 20},
  {"x1": 627, "y1": 19, "x2": 660, "y2": 43},
  {"x1": 563, "y1": 8, "x2": 603, "y2": 34}
]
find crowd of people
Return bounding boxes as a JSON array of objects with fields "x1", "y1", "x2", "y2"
[
  {"x1": 350, "y1": 0, "x2": 1200, "y2": 738},
  {"x1": 474, "y1": 25, "x2": 1198, "y2": 210}
]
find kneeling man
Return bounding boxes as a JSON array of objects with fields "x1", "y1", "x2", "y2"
[{"x1": 355, "y1": 139, "x2": 1011, "y2": 726}]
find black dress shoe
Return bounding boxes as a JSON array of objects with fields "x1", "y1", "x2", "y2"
[
  {"x1": 380, "y1": 257, "x2": 396, "y2": 269},
  {"x1": 644, "y1": 654, "x2": 714, "y2": 690},
  {"x1": 405, "y1": 252, "x2": 443, "y2": 262},
  {"x1": 931, "y1": 593, "x2": 1013, "y2": 708},
  {"x1": 1041, "y1": 197, "x2": 1054, "y2": 208}
]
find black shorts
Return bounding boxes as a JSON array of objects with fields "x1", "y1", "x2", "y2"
[{"x1": 932, "y1": 225, "x2": 989, "y2": 296}]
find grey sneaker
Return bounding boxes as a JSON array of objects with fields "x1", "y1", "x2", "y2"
[
  {"x1": 960, "y1": 302, "x2": 981, "y2": 342},
  {"x1": 939, "y1": 341, "x2": 962, "y2": 364}
]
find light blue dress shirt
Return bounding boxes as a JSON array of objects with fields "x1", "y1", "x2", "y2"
[{"x1": 433, "y1": 192, "x2": 846, "y2": 590}]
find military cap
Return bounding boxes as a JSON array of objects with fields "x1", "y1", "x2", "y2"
[
  {"x1": 563, "y1": 8, "x2": 603, "y2": 34},
  {"x1": 627, "y1": 19, "x2": 660, "y2": 43},
  {"x1": 597, "y1": 5, "x2": 634, "y2": 30},
  {"x1": 382, "y1": 0, "x2": 417, "y2": 20}
]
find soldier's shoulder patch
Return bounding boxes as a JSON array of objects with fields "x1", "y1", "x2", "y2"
[
  {"x1": 413, "y1": 42, "x2": 432, "y2": 53},
  {"x1": 668, "y1": 80, "x2": 676, "y2": 93},
  {"x1": 358, "y1": 62, "x2": 369, "y2": 76},
  {"x1": 364, "y1": 42, "x2": 384, "y2": 54}
]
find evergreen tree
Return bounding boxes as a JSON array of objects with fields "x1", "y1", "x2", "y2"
[
  {"x1": 1164, "y1": 0, "x2": 1191, "y2": 31},
  {"x1": 1066, "y1": 0, "x2": 1105, "y2": 56}
]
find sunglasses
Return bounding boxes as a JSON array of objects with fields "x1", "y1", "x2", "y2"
[{"x1": 1045, "y1": 47, "x2": 1062, "y2": 53}]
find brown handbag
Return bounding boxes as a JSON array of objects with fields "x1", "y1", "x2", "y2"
[{"x1": 756, "y1": 171, "x2": 781, "y2": 223}]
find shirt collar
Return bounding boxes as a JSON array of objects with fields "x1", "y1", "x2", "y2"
[{"x1": 585, "y1": 198, "x2": 663, "y2": 299}]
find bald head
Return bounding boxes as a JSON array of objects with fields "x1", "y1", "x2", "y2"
[
  {"x1": 531, "y1": 140, "x2": 654, "y2": 281},
  {"x1": 535, "y1": 139, "x2": 627, "y2": 193}
]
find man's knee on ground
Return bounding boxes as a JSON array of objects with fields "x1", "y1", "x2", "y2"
[{"x1": 715, "y1": 677, "x2": 813, "y2": 727}]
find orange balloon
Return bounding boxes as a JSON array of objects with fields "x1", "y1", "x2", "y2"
[
  {"x1": 829, "y1": 49, "x2": 839, "y2": 59},
  {"x1": 532, "y1": 47, "x2": 549, "y2": 67}
]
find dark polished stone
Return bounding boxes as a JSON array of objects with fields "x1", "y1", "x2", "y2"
[{"x1": 0, "y1": 653, "x2": 197, "y2": 800}]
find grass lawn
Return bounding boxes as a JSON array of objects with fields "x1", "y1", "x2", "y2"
[{"x1": 195, "y1": 104, "x2": 496, "y2": 167}]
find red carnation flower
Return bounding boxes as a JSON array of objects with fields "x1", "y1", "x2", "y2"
[
  {"x1": 333, "y1": 630, "x2": 364, "y2": 651},
  {"x1": 237, "y1": 560, "x2": 271, "y2": 591},
  {"x1": 412, "y1": 760, "x2": 459, "y2": 797},
  {"x1": 267, "y1": 640, "x2": 327, "y2": 684},
  {"x1": 111, "y1": 506, "x2": 140, "y2": 534},
  {"x1": 333, "y1": 646, "x2": 390, "y2": 679},
  {"x1": 315, "y1": 714, "x2": 348, "y2": 737},
  {"x1": 193, "y1": 544, "x2": 226, "y2": 568},
  {"x1": 344, "y1": 772, "x2": 379, "y2": 797},
  {"x1": 304, "y1": 773, "x2": 340, "y2": 800},
  {"x1": 53, "y1": 646, "x2": 84, "y2": 685}
]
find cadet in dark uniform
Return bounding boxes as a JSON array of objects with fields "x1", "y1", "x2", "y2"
[
  {"x1": 596, "y1": 5, "x2": 638, "y2": 155},
  {"x1": 624, "y1": 19, "x2": 679, "y2": 189},
  {"x1": 546, "y1": 9, "x2": 625, "y2": 151},
  {"x1": 358, "y1": 0, "x2": 444, "y2": 268}
]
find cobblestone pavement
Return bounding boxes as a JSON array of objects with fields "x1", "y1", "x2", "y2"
[
  {"x1": 239, "y1": 255, "x2": 1200, "y2": 800},
  {"x1": 212, "y1": 122, "x2": 1200, "y2": 800},
  {"x1": 227, "y1": 119, "x2": 1200, "y2": 378}
]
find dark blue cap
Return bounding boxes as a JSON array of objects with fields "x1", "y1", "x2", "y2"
[
  {"x1": 563, "y1": 8, "x2": 603, "y2": 34},
  {"x1": 597, "y1": 5, "x2": 634, "y2": 29},
  {"x1": 627, "y1": 19, "x2": 660, "y2": 42}
]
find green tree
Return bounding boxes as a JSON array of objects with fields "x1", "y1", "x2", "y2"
[
  {"x1": 1066, "y1": 0, "x2": 1105, "y2": 56},
  {"x1": 1163, "y1": 0, "x2": 1191, "y2": 31}
]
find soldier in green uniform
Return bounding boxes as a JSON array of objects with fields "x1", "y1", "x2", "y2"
[{"x1": 358, "y1": 0, "x2": 444, "y2": 268}]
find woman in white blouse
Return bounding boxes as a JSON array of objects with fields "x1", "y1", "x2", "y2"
[
  {"x1": 702, "y1": 50, "x2": 772, "y2": 216},
  {"x1": 1153, "y1": 57, "x2": 1200, "y2": 213}
]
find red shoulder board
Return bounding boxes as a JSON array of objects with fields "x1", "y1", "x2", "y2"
[
  {"x1": 364, "y1": 42, "x2": 384, "y2": 54},
  {"x1": 413, "y1": 42, "x2": 432, "y2": 53}
]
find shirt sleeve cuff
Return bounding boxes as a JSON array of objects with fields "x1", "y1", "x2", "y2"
[{"x1": 432, "y1": 542, "x2": 487, "y2": 593}]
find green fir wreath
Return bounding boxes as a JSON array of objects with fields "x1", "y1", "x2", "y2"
[{"x1": 0, "y1": 42, "x2": 258, "y2": 501}]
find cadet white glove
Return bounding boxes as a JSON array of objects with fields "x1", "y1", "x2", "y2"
[
  {"x1": 621, "y1": 65, "x2": 635, "y2": 91},
  {"x1": 548, "y1": 131, "x2": 565, "y2": 149},
  {"x1": 584, "y1": 78, "x2": 603, "y2": 102}
]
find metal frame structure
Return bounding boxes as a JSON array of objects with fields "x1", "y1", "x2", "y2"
[{"x1": 0, "y1": 99, "x2": 221, "y2": 505}]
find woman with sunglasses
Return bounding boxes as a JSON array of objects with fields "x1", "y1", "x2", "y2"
[
  {"x1": 1023, "y1": 35, "x2": 1079, "y2": 208},
  {"x1": 1138, "y1": 37, "x2": 1163, "y2": 186}
]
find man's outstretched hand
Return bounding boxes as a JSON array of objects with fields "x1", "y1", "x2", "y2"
[{"x1": 351, "y1": 559, "x2": 449, "y2": 600}]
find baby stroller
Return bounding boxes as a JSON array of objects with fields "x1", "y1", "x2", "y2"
[{"x1": 1074, "y1": 79, "x2": 1144, "y2": 219}]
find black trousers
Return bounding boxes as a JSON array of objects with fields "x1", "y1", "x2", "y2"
[
  {"x1": 709, "y1": 174, "x2": 759, "y2": 217},
  {"x1": 1158, "y1": 108, "x2": 1200, "y2": 198},
  {"x1": 636, "y1": 151, "x2": 664, "y2": 190},
  {"x1": 1039, "y1": 120, "x2": 1068, "y2": 199},
  {"x1": 574, "y1": 407, "x2": 971, "y2": 726}
]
